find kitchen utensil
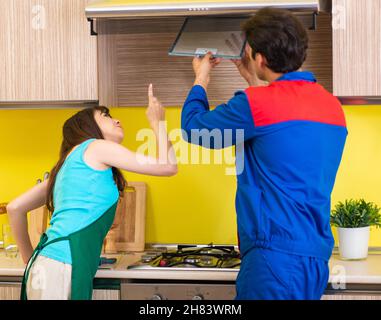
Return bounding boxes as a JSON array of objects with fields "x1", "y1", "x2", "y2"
[
  {"x1": 99, "y1": 257, "x2": 117, "y2": 265},
  {"x1": 103, "y1": 182, "x2": 147, "y2": 253},
  {"x1": 0, "y1": 203, "x2": 7, "y2": 214},
  {"x1": 43, "y1": 172, "x2": 50, "y2": 181},
  {"x1": 0, "y1": 203, "x2": 8, "y2": 248}
]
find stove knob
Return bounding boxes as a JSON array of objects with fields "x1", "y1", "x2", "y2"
[
  {"x1": 151, "y1": 294, "x2": 163, "y2": 300},
  {"x1": 192, "y1": 294, "x2": 204, "y2": 300},
  {"x1": 159, "y1": 259, "x2": 168, "y2": 267}
]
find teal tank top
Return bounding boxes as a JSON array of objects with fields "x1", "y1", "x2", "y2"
[{"x1": 40, "y1": 138, "x2": 119, "y2": 264}]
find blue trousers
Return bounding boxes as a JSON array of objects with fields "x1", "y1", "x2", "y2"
[{"x1": 235, "y1": 248, "x2": 329, "y2": 300}]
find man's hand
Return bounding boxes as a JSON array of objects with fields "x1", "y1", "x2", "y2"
[
  {"x1": 193, "y1": 52, "x2": 222, "y2": 90},
  {"x1": 231, "y1": 51, "x2": 260, "y2": 87}
]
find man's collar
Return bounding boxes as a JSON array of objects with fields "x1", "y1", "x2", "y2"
[{"x1": 275, "y1": 71, "x2": 317, "y2": 83}]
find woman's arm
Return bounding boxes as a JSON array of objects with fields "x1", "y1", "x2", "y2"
[
  {"x1": 145, "y1": 84, "x2": 177, "y2": 175},
  {"x1": 90, "y1": 84, "x2": 177, "y2": 176},
  {"x1": 6, "y1": 180, "x2": 48, "y2": 264},
  {"x1": 89, "y1": 139, "x2": 177, "y2": 176}
]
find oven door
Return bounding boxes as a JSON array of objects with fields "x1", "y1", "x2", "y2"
[{"x1": 121, "y1": 280, "x2": 236, "y2": 300}]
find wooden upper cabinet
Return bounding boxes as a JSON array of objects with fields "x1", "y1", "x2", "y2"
[
  {"x1": 97, "y1": 13, "x2": 333, "y2": 107},
  {"x1": 0, "y1": 0, "x2": 97, "y2": 103},
  {"x1": 333, "y1": 0, "x2": 381, "y2": 97},
  {"x1": 95, "y1": 1, "x2": 381, "y2": 106}
]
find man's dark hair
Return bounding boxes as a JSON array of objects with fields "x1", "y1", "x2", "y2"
[{"x1": 242, "y1": 7, "x2": 309, "y2": 73}]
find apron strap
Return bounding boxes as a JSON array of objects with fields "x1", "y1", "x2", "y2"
[
  {"x1": 21, "y1": 200, "x2": 119, "y2": 300},
  {"x1": 20, "y1": 234, "x2": 70, "y2": 300}
]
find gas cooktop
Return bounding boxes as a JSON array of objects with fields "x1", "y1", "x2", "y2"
[{"x1": 127, "y1": 244, "x2": 241, "y2": 271}]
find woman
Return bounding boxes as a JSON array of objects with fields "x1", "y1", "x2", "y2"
[{"x1": 6, "y1": 84, "x2": 177, "y2": 300}]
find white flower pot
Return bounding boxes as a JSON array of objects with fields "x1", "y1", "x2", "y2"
[{"x1": 338, "y1": 226, "x2": 370, "y2": 260}]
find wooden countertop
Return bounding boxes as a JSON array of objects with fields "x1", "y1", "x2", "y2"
[{"x1": 1, "y1": 249, "x2": 381, "y2": 284}]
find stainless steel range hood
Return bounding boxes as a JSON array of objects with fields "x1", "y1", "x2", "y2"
[{"x1": 86, "y1": 0, "x2": 330, "y2": 19}]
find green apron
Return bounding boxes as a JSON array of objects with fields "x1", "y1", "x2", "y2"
[{"x1": 20, "y1": 201, "x2": 118, "y2": 300}]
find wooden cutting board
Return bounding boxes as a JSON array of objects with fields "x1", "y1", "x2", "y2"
[
  {"x1": 28, "y1": 206, "x2": 49, "y2": 249},
  {"x1": 102, "y1": 182, "x2": 147, "y2": 253}
]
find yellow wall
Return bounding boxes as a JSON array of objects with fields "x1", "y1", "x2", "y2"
[
  {"x1": 1, "y1": 105, "x2": 381, "y2": 246},
  {"x1": 330, "y1": 106, "x2": 381, "y2": 245}
]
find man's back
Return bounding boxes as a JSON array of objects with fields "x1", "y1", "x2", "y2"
[{"x1": 237, "y1": 71, "x2": 348, "y2": 260}]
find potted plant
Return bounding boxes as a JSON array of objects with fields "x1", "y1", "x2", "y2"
[{"x1": 331, "y1": 199, "x2": 381, "y2": 260}]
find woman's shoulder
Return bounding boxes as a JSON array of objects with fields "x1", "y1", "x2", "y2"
[
  {"x1": 86, "y1": 138, "x2": 118, "y2": 151},
  {"x1": 82, "y1": 139, "x2": 119, "y2": 171},
  {"x1": 78, "y1": 138, "x2": 113, "y2": 153},
  {"x1": 81, "y1": 137, "x2": 97, "y2": 147}
]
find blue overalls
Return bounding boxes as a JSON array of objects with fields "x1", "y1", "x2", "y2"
[{"x1": 181, "y1": 71, "x2": 347, "y2": 300}]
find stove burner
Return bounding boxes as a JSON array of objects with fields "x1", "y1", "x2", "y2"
[
  {"x1": 184, "y1": 257, "x2": 200, "y2": 264},
  {"x1": 200, "y1": 256, "x2": 214, "y2": 265},
  {"x1": 141, "y1": 251, "x2": 162, "y2": 263},
  {"x1": 143, "y1": 244, "x2": 241, "y2": 269}
]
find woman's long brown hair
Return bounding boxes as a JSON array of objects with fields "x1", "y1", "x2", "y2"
[{"x1": 46, "y1": 106, "x2": 127, "y2": 213}]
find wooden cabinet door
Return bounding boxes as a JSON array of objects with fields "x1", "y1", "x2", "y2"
[
  {"x1": 92, "y1": 289, "x2": 120, "y2": 300},
  {"x1": 333, "y1": 0, "x2": 381, "y2": 97},
  {"x1": 0, "y1": 0, "x2": 97, "y2": 103},
  {"x1": 0, "y1": 284, "x2": 119, "y2": 300},
  {"x1": 322, "y1": 293, "x2": 381, "y2": 300},
  {"x1": 0, "y1": 283, "x2": 21, "y2": 300}
]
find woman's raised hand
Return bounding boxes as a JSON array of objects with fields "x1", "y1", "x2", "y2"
[{"x1": 146, "y1": 84, "x2": 165, "y2": 130}]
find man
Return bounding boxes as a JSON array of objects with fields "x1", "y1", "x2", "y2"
[{"x1": 181, "y1": 8, "x2": 347, "y2": 300}]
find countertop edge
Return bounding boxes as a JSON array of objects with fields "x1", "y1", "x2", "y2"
[{"x1": 2, "y1": 268, "x2": 381, "y2": 285}]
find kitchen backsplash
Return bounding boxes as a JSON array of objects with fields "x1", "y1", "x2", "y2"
[{"x1": 1, "y1": 105, "x2": 381, "y2": 246}]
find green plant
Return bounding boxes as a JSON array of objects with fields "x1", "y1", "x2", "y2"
[{"x1": 331, "y1": 199, "x2": 381, "y2": 228}]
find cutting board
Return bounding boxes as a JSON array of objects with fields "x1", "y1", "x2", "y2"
[
  {"x1": 102, "y1": 181, "x2": 147, "y2": 253},
  {"x1": 28, "y1": 206, "x2": 49, "y2": 249}
]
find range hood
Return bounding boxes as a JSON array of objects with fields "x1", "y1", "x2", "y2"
[{"x1": 86, "y1": 0, "x2": 330, "y2": 19}]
